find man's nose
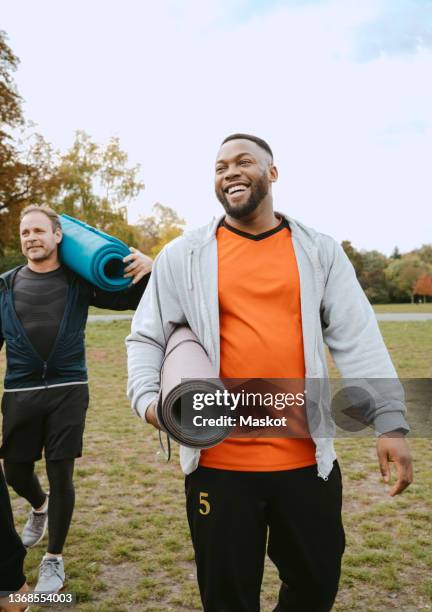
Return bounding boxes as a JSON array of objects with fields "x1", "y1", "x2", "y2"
[{"x1": 224, "y1": 165, "x2": 241, "y2": 180}]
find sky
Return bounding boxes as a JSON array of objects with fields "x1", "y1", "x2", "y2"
[{"x1": 2, "y1": 0, "x2": 432, "y2": 254}]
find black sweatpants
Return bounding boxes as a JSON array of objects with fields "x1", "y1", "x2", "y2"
[
  {"x1": 0, "y1": 465, "x2": 26, "y2": 596},
  {"x1": 185, "y1": 462, "x2": 345, "y2": 612}
]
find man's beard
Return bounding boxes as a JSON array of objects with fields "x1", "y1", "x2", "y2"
[
  {"x1": 216, "y1": 173, "x2": 269, "y2": 220},
  {"x1": 24, "y1": 245, "x2": 54, "y2": 261}
]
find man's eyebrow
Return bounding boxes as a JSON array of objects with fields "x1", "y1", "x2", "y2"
[{"x1": 216, "y1": 152, "x2": 256, "y2": 165}]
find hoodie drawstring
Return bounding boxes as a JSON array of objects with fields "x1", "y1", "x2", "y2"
[{"x1": 187, "y1": 249, "x2": 194, "y2": 290}]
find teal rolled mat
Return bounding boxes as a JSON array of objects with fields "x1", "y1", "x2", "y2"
[{"x1": 59, "y1": 214, "x2": 131, "y2": 291}]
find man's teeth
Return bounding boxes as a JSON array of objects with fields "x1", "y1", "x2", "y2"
[{"x1": 228, "y1": 185, "x2": 247, "y2": 194}]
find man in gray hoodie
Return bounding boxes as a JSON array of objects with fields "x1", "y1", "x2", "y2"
[{"x1": 127, "y1": 134, "x2": 413, "y2": 611}]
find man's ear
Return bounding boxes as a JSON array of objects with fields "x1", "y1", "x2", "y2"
[
  {"x1": 55, "y1": 229, "x2": 63, "y2": 245},
  {"x1": 268, "y1": 164, "x2": 278, "y2": 183}
]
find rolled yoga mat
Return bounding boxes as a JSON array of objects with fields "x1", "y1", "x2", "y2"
[
  {"x1": 59, "y1": 214, "x2": 131, "y2": 292},
  {"x1": 157, "y1": 326, "x2": 232, "y2": 448}
]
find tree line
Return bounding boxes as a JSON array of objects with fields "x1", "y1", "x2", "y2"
[
  {"x1": 0, "y1": 31, "x2": 184, "y2": 272},
  {"x1": 341, "y1": 242, "x2": 432, "y2": 303},
  {"x1": 1, "y1": 31, "x2": 431, "y2": 302}
]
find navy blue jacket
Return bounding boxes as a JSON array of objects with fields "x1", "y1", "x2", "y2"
[{"x1": 0, "y1": 266, "x2": 149, "y2": 390}]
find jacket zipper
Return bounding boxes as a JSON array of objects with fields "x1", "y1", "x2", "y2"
[
  {"x1": 6, "y1": 268, "x2": 75, "y2": 384},
  {"x1": 42, "y1": 362, "x2": 48, "y2": 387}
]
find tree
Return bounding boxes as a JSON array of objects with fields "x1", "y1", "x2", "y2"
[
  {"x1": 51, "y1": 131, "x2": 144, "y2": 245},
  {"x1": 136, "y1": 203, "x2": 185, "y2": 257},
  {"x1": 341, "y1": 240, "x2": 364, "y2": 278},
  {"x1": 358, "y1": 250, "x2": 390, "y2": 303},
  {"x1": 385, "y1": 255, "x2": 431, "y2": 303},
  {"x1": 0, "y1": 32, "x2": 145, "y2": 255},
  {"x1": 1, "y1": 129, "x2": 146, "y2": 253},
  {"x1": 0, "y1": 132, "x2": 61, "y2": 253},
  {"x1": 413, "y1": 244, "x2": 432, "y2": 265},
  {"x1": 390, "y1": 246, "x2": 401, "y2": 260},
  {"x1": 0, "y1": 33, "x2": 61, "y2": 253},
  {"x1": 0, "y1": 30, "x2": 24, "y2": 253},
  {"x1": 0, "y1": 30, "x2": 23, "y2": 139},
  {"x1": 413, "y1": 273, "x2": 432, "y2": 302}
]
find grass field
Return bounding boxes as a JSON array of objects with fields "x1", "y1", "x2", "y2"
[
  {"x1": 1, "y1": 321, "x2": 431, "y2": 611},
  {"x1": 373, "y1": 304, "x2": 432, "y2": 314},
  {"x1": 87, "y1": 303, "x2": 432, "y2": 317}
]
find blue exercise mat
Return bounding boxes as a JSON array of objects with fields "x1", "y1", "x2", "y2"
[{"x1": 59, "y1": 214, "x2": 131, "y2": 291}]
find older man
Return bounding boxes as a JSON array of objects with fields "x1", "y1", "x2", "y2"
[{"x1": 0, "y1": 204, "x2": 152, "y2": 594}]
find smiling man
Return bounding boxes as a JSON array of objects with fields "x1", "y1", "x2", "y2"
[
  {"x1": 0, "y1": 204, "x2": 152, "y2": 595},
  {"x1": 127, "y1": 134, "x2": 413, "y2": 611}
]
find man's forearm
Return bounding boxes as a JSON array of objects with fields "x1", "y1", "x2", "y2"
[{"x1": 126, "y1": 332, "x2": 164, "y2": 419}]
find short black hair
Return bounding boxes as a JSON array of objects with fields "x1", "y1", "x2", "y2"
[{"x1": 221, "y1": 133, "x2": 273, "y2": 161}]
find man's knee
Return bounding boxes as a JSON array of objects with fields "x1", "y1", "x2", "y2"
[
  {"x1": 3, "y1": 461, "x2": 33, "y2": 491},
  {"x1": 277, "y1": 575, "x2": 340, "y2": 612},
  {"x1": 45, "y1": 459, "x2": 75, "y2": 493},
  {"x1": 3, "y1": 462, "x2": 16, "y2": 488}
]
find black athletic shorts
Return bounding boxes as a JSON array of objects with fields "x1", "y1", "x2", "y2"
[{"x1": 0, "y1": 384, "x2": 89, "y2": 462}]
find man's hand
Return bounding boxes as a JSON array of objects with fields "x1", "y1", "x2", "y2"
[
  {"x1": 145, "y1": 400, "x2": 162, "y2": 430},
  {"x1": 376, "y1": 431, "x2": 413, "y2": 496},
  {"x1": 123, "y1": 247, "x2": 153, "y2": 284}
]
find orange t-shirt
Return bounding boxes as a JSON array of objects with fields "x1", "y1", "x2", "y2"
[{"x1": 199, "y1": 218, "x2": 316, "y2": 471}]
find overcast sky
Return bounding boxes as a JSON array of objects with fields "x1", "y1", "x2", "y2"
[{"x1": 2, "y1": 0, "x2": 432, "y2": 254}]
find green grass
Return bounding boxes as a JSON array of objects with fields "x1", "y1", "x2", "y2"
[
  {"x1": 1, "y1": 321, "x2": 431, "y2": 611},
  {"x1": 373, "y1": 303, "x2": 432, "y2": 313},
  {"x1": 88, "y1": 306, "x2": 134, "y2": 316},
  {"x1": 88, "y1": 304, "x2": 432, "y2": 317}
]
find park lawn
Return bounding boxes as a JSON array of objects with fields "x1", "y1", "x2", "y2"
[
  {"x1": 0, "y1": 321, "x2": 431, "y2": 611},
  {"x1": 87, "y1": 303, "x2": 432, "y2": 317},
  {"x1": 373, "y1": 303, "x2": 432, "y2": 313},
  {"x1": 88, "y1": 307, "x2": 134, "y2": 316}
]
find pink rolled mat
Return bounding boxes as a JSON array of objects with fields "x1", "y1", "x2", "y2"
[{"x1": 157, "y1": 326, "x2": 231, "y2": 448}]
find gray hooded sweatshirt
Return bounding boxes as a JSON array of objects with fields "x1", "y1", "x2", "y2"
[{"x1": 126, "y1": 213, "x2": 409, "y2": 479}]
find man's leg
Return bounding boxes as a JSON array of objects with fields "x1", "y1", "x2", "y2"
[
  {"x1": 1, "y1": 391, "x2": 50, "y2": 551},
  {"x1": 3, "y1": 461, "x2": 49, "y2": 548},
  {"x1": 267, "y1": 461, "x2": 345, "y2": 612},
  {"x1": 3, "y1": 461, "x2": 47, "y2": 510},
  {"x1": 45, "y1": 459, "x2": 75, "y2": 555},
  {"x1": 33, "y1": 460, "x2": 75, "y2": 593},
  {"x1": 34, "y1": 385, "x2": 88, "y2": 593},
  {"x1": 185, "y1": 467, "x2": 267, "y2": 612},
  {"x1": 42, "y1": 385, "x2": 87, "y2": 554}
]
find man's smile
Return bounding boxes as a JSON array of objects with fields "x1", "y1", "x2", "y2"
[
  {"x1": 224, "y1": 182, "x2": 250, "y2": 195},
  {"x1": 224, "y1": 182, "x2": 251, "y2": 203}
]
